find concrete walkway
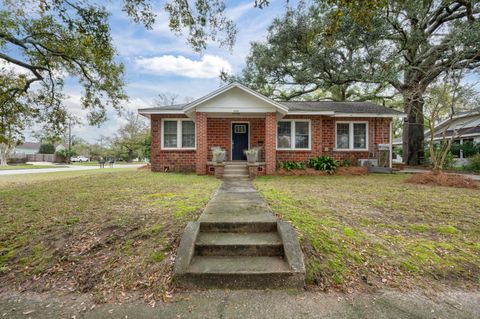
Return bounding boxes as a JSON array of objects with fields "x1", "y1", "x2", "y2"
[
  {"x1": 174, "y1": 175, "x2": 305, "y2": 289},
  {"x1": 198, "y1": 177, "x2": 278, "y2": 224},
  {"x1": 398, "y1": 168, "x2": 480, "y2": 181},
  {"x1": 0, "y1": 164, "x2": 143, "y2": 176}
]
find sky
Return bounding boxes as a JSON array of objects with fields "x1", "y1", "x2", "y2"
[
  {"x1": 26, "y1": 0, "x2": 291, "y2": 143},
  {"x1": 14, "y1": 1, "x2": 480, "y2": 143}
]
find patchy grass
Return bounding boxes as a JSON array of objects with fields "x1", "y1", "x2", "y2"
[
  {"x1": 0, "y1": 170, "x2": 220, "y2": 302},
  {"x1": 254, "y1": 174, "x2": 480, "y2": 292},
  {"x1": 0, "y1": 164, "x2": 68, "y2": 170}
]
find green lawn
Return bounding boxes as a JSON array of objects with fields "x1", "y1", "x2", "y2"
[
  {"x1": 254, "y1": 174, "x2": 480, "y2": 291},
  {"x1": 0, "y1": 170, "x2": 220, "y2": 302},
  {"x1": 0, "y1": 164, "x2": 68, "y2": 170}
]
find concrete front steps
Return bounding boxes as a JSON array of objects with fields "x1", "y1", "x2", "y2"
[
  {"x1": 174, "y1": 176, "x2": 305, "y2": 289},
  {"x1": 223, "y1": 162, "x2": 249, "y2": 179},
  {"x1": 174, "y1": 220, "x2": 305, "y2": 289}
]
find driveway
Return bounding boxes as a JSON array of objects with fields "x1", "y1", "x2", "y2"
[{"x1": 0, "y1": 164, "x2": 143, "y2": 176}]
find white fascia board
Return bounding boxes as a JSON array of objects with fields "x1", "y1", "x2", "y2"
[
  {"x1": 138, "y1": 110, "x2": 185, "y2": 115},
  {"x1": 431, "y1": 133, "x2": 480, "y2": 140}
]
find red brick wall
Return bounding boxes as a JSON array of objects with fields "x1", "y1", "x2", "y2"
[
  {"x1": 196, "y1": 112, "x2": 208, "y2": 175},
  {"x1": 276, "y1": 116, "x2": 391, "y2": 164},
  {"x1": 150, "y1": 114, "x2": 196, "y2": 172},
  {"x1": 150, "y1": 113, "x2": 391, "y2": 173},
  {"x1": 265, "y1": 112, "x2": 276, "y2": 174},
  {"x1": 207, "y1": 117, "x2": 266, "y2": 161},
  {"x1": 276, "y1": 115, "x2": 323, "y2": 162}
]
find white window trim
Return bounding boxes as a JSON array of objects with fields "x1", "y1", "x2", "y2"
[
  {"x1": 335, "y1": 121, "x2": 369, "y2": 151},
  {"x1": 161, "y1": 118, "x2": 196, "y2": 150},
  {"x1": 276, "y1": 119, "x2": 311, "y2": 151}
]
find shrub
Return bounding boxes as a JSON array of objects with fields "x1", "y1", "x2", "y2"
[
  {"x1": 423, "y1": 148, "x2": 455, "y2": 169},
  {"x1": 466, "y1": 154, "x2": 480, "y2": 172},
  {"x1": 308, "y1": 156, "x2": 337, "y2": 174},
  {"x1": 337, "y1": 159, "x2": 351, "y2": 167},
  {"x1": 39, "y1": 143, "x2": 55, "y2": 154},
  {"x1": 280, "y1": 161, "x2": 306, "y2": 171},
  {"x1": 451, "y1": 141, "x2": 480, "y2": 158}
]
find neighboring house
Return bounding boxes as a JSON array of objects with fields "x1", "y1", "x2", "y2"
[
  {"x1": 138, "y1": 83, "x2": 405, "y2": 175},
  {"x1": 12, "y1": 142, "x2": 40, "y2": 156},
  {"x1": 55, "y1": 143, "x2": 67, "y2": 153},
  {"x1": 393, "y1": 111, "x2": 480, "y2": 160}
]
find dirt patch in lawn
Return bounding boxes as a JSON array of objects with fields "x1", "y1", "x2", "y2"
[
  {"x1": 0, "y1": 170, "x2": 220, "y2": 303},
  {"x1": 337, "y1": 167, "x2": 368, "y2": 176},
  {"x1": 406, "y1": 172, "x2": 479, "y2": 189}
]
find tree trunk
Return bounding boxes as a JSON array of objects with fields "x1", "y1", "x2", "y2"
[
  {"x1": 128, "y1": 149, "x2": 133, "y2": 162},
  {"x1": 0, "y1": 144, "x2": 11, "y2": 166},
  {"x1": 0, "y1": 153, "x2": 7, "y2": 166},
  {"x1": 402, "y1": 90, "x2": 425, "y2": 165}
]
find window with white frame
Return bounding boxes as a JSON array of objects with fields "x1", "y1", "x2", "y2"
[
  {"x1": 336, "y1": 122, "x2": 368, "y2": 150},
  {"x1": 162, "y1": 119, "x2": 196, "y2": 149},
  {"x1": 277, "y1": 120, "x2": 310, "y2": 150}
]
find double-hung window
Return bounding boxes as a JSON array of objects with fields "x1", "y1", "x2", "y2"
[
  {"x1": 277, "y1": 120, "x2": 311, "y2": 150},
  {"x1": 335, "y1": 122, "x2": 368, "y2": 150},
  {"x1": 162, "y1": 119, "x2": 196, "y2": 149}
]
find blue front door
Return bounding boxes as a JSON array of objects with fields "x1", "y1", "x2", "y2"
[{"x1": 232, "y1": 123, "x2": 249, "y2": 160}]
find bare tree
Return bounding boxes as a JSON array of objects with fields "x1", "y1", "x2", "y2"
[
  {"x1": 113, "y1": 111, "x2": 148, "y2": 162},
  {"x1": 424, "y1": 71, "x2": 480, "y2": 171},
  {"x1": 154, "y1": 92, "x2": 194, "y2": 106}
]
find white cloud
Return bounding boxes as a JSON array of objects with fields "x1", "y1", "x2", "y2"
[
  {"x1": 0, "y1": 60, "x2": 32, "y2": 75},
  {"x1": 135, "y1": 54, "x2": 232, "y2": 78},
  {"x1": 225, "y1": 2, "x2": 254, "y2": 21}
]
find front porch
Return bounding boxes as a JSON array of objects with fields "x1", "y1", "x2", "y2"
[{"x1": 195, "y1": 112, "x2": 277, "y2": 175}]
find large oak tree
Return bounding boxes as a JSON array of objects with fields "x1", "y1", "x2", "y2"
[
  {"x1": 0, "y1": 0, "x2": 239, "y2": 165},
  {"x1": 225, "y1": 1, "x2": 480, "y2": 165}
]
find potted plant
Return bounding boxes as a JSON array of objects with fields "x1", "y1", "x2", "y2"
[
  {"x1": 244, "y1": 149, "x2": 257, "y2": 163},
  {"x1": 212, "y1": 149, "x2": 225, "y2": 163}
]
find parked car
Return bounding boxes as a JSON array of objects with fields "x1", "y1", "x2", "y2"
[{"x1": 71, "y1": 155, "x2": 90, "y2": 162}]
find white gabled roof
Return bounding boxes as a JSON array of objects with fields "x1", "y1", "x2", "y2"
[{"x1": 183, "y1": 82, "x2": 289, "y2": 114}]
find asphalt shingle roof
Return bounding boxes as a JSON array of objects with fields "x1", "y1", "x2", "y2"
[
  {"x1": 139, "y1": 100, "x2": 402, "y2": 115},
  {"x1": 17, "y1": 142, "x2": 40, "y2": 150},
  {"x1": 279, "y1": 101, "x2": 402, "y2": 115},
  {"x1": 138, "y1": 103, "x2": 187, "y2": 112}
]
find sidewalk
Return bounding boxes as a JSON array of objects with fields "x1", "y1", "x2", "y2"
[
  {"x1": 1, "y1": 289, "x2": 478, "y2": 319},
  {"x1": 0, "y1": 164, "x2": 143, "y2": 176}
]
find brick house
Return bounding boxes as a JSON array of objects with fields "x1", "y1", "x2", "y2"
[{"x1": 139, "y1": 83, "x2": 404, "y2": 175}]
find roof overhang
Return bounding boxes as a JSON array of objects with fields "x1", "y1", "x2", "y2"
[{"x1": 138, "y1": 109, "x2": 185, "y2": 119}]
